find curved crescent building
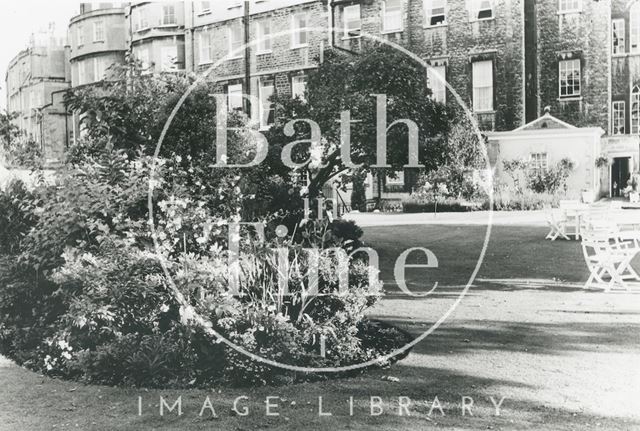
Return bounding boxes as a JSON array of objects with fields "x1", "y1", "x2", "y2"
[{"x1": 68, "y1": 3, "x2": 128, "y2": 87}]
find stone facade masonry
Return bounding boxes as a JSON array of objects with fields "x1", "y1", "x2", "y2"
[
  {"x1": 5, "y1": 1, "x2": 626, "y2": 168},
  {"x1": 534, "y1": 0, "x2": 611, "y2": 131}
]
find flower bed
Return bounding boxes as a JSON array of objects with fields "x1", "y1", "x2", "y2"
[{"x1": 0, "y1": 153, "x2": 413, "y2": 388}]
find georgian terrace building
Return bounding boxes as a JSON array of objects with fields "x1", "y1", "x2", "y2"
[
  {"x1": 5, "y1": 0, "x2": 638, "y2": 200},
  {"x1": 4, "y1": 27, "x2": 71, "y2": 164}
]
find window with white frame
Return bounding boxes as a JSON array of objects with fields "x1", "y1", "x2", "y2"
[
  {"x1": 161, "y1": 46, "x2": 178, "y2": 71},
  {"x1": 427, "y1": 65, "x2": 446, "y2": 104},
  {"x1": 343, "y1": 4, "x2": 362, "y2": 37},
  {"x1": 472, "y1": 60, "x2": 493, "y2": 112},
  {"x1": 162, "y1": 4, "x2": 176, "y2": 25},
  {"x1": 559, "y1": 59, "x2": 581, "y2": 97},
  {"x1": 93, "y1": 57, "x2": 105, "y2": 81},
  {"x1": 424, "y1": 0, "x2": 446, "y2": 26},
  {"x1": 199, "y1": 30, "x2": 211, "y2": 64},
  {"x1": 291, "y1": 13, "x2": 309, "y2": 47},
  {"x1": 613, "y1": 101, "x2": 625, "y2": 135},
  {"x1": 632, "y1": 86, "x2": 640, "y2": 134},
  {"x1": 228, "y1": 83, "x2": 243, "y2": 111},
  {"x1": 136, "y1": 7, "x2": 148, "y2": 31},
  {"x1": 229, "y1": 23, "x2": 243, "y2": 57},
  {"x1": 632, "y1": 4, "x2": 640, "y2": 53},
  {"x1": 530, "y1": 153, "x2": 548, "y2": 173},
  {"x1": 93, "y1": 21, "x2": 104, "y2": 42},
  {"x1": 292, "y1": 75, "x2": 307, "y2": 100},
  {"x1": 468, "y1": 0, "x2": 494, "y2": 21},
  {"x1": 383, "y1": 0, "x2": 403, "y2": 32},
  {"x1": 199, "y1": 1, "x2": 211, "y2": 14},
  {"x1": 77, "y1": 25, "x2": 84, "y2": 46},
  {"x1": 259, "y1": 79, "x2": 275, "y2": 129},
  {"x1": 256, "y1": 19, "x2": 272, "y2": 53},
  {"x1": 558, "y1": 0, "x2": 581, "y2": 13},
  {"x1": 613, "y1": 19, "x2": 625, "y2": 55}
]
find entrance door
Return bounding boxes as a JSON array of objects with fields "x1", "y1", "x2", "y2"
[{"x1": 611, "y1": 157, "x2": 631, "y2": 197}]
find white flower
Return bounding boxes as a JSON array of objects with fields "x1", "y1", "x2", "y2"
[{"x1": 175, "y1": 155, "x2": 182, "y2": 163}]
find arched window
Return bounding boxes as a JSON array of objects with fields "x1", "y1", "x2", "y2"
[
  {"x1": 631, "y1": 2, "x2": 640, "y2": 53},
  {"x1": 631, "y1": 85, "x2": 640, "y2": 134}
]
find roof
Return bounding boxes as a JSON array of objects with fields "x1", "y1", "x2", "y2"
[
  {"x1": 513, "y1": 111, "x2": 577, "y2": 131},
  {"x1": 486, "y1": 111, "x2": 605, "y2": 141}
]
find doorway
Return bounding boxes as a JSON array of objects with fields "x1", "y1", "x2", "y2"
[{"x1": 611, "y1": 157, "x2": 631, "y2": 197}]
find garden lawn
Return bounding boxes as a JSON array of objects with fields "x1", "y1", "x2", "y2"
[{"x1": 1, "y1": 224, "x2": 639, "y2": 430}]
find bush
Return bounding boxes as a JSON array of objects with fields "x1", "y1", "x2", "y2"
[
  {"x1": 484, "y1": 188, "x2": 565, "y2": 211},
  {"x1": 402, "y1": 196, "x2": 482, "y2": 213},
  {"x1": 0, "y1": 179, "x2": 36, "y2": 255},
  {"x1": 0, "y1": 148, "x2": 410, "y2": 388}
]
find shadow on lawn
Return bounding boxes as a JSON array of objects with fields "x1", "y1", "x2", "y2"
[{"x1": 378, "y1": 320, "x2": 640, "y2": 357}]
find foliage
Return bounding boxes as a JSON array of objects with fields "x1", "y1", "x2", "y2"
[
  {"x1": 0, "y1": 142, "x2": 406, "y2": 387},
  {"x1": 266, "y1": 45, "x2": 450, "y2": 200},
  {"x1": 63, "y1": 60, "x2": 230, "y2": 162},
  {"x1": 485, "y1": 188, "x2": 565, "y2": 211},
  {"x1": 528, "y1": 158, "x2": 575, "y2": 194},
  {"x1": 402, "y1": 196, "x2": 482, "y2": 213},
  {"x1": 595, "y1": 156, "x2": 609, "y2": 168},
  {"x1": 0, "y1": 111, "x2": 21, "y2": 154},
  {"x1": 0, "y1": 180, "x2": 37, "y2": 255},
  {"x1": 0, "y1": 110, "x2": 43, "y2": 168},
  {"x1": 502, "y1": 158, "x2": 530, "y2": 194}
]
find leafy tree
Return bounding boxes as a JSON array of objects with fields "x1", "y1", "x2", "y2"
[
  {"x1": 0, "y1": 111, "x2": 20, "y2": 153},
  {"x1": 63, "y1": 60, "x2": 227, "y2": 162},
  {"x1": 264, "y1": 45, "x2": 451, "y2": 201}
]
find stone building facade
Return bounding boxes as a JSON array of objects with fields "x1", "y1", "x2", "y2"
[
  {"x1": 5, "y1": 28, "x2": 71, "y2": 163},
  {"x1": 126, "y1": 1, "x2": 186, "y2": 73},
  {"x1": 5, "y1": 1, "x2": 633, "y2": 197},
  {"x1": 184, "y1": 0, "x2": 325, "y2": 125},
  {"x1": 68, "y1": 3, "x2": 128, "y2": 87}
]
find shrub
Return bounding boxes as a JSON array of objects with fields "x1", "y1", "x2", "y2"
[
  {"x1": 528, "y1": 158, "x2": 575, "y2": 194},
  {"x1": 0, "y1": 179, "x2": 36, "y2": 255},
  {"x1": 0, "y1": 149, "x2": 409, "y2": 388},
  {"x1": 402, "y1": 196, "x2": 482, "y2": 213},
  {"x1": 484, "y1": 188, "x2": 564, "y2": 211}
]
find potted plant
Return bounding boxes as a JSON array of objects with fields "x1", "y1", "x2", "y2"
[{"x1": 581, "y1": 188, "x2": 594, "y2": 204}]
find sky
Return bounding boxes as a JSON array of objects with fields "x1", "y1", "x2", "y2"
[{"x1": 0, "y1": 0, "x2": 79, "y2": 110}]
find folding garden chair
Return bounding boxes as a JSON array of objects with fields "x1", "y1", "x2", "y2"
[
  {"x1": 580, "y1": 222, "x2": 640, "y2": 291},
  {"x1": 545, "y1": 209, "x2": 569, "y2": 240}
]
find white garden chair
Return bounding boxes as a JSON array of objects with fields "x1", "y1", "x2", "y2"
[
  {"x1": 580, "y1": 206, "x2": 612, "y2": 237},
  {"x1": 545, "y1": 209, "x2": 569, "y2": 240},
  {"x1": 581, "y1": 221, "x2": 640, "y2": 291}
]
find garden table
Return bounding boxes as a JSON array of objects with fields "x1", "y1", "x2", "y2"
[{"x1": 559, "y1": 201, "x2": 589, "y2": 240}]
